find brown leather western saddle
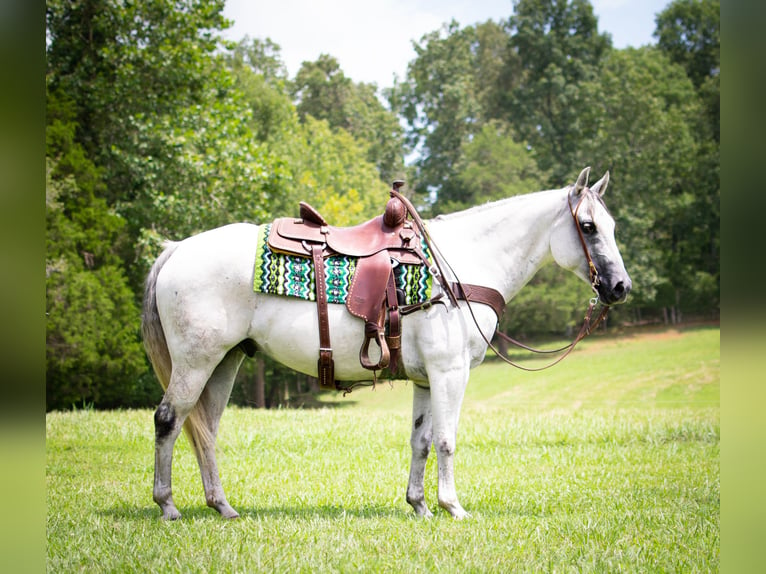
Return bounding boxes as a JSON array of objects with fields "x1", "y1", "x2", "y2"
[{"x1": 267, "y1": 182, "x2": 506, "y2": 390}]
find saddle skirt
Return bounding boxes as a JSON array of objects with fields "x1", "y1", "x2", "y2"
[{"x1": 253, "y1": 224, "x2": 433, "y2": 306}]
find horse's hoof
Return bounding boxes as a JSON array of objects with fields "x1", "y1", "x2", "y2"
[
  {"x1": 408, "y1": 498, "x2": 433, "y2": 518},
  {"x1": 161, "y1": 509, "x2": 182, "y2": 521},
  {"x1": 439, "y1": 501, "x2": 470, "y2": 519},
  {"x1": 213, "y1": 503, "x2": 240, "y2": 519}
]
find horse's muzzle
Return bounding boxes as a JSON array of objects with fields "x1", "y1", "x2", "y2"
[{"x1": 597, "y1": 274, "x2": 631, "y2": 306}]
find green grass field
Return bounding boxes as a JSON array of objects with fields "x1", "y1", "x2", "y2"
[{"x1": 46, "y1": 325, "x2": 719, "y2": 572}]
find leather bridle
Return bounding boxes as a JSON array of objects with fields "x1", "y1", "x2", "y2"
[{"x1": 393, "y1": 185, "x2": 610, "y2": 372}]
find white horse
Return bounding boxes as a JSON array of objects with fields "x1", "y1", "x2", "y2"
[{"x1": 142, "y1": 167, "x2": 631, "y2": 520}]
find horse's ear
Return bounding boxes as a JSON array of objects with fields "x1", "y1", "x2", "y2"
[
  {"x1": 573, "y1": 167, "x2": 590, "y2": 196},
  {"x1": 590, "y1": 171, "x2": 610, "y2": 197}
]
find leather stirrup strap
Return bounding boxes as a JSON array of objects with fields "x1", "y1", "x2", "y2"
[
  {"x1": 311, "y1": 244, "x2": 335, "y2": 389},
  {"x1": 385, "y1": 272, "x2": 401, "y2": 374}
]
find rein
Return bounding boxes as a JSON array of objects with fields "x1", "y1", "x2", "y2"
[{"x1": 390, "y1": 185, "x2": 609, "y2": 372}]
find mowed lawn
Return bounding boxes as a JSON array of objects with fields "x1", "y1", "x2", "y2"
[{"x1": 46, "y1": 325, "x2": 719, "y2": 572}]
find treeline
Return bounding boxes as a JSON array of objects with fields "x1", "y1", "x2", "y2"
[{"x1": 45, "y1": 0, "x2": 719, "y2": 410}]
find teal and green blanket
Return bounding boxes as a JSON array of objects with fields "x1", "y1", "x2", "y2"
[{"x1": 253, "y1": 224, "x2": 432, "y2": 305}]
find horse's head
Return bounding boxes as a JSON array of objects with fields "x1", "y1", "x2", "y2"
[{"x1": 550, "y1": 167, "x2": 632, "y2": 306}]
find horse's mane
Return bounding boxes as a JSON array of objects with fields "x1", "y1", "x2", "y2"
[
  {"x1": 430, "y1": 184, "x2": 612, "y2": 223},
  {"x1": 430, "y1": 187, "x2": 563, "y2": 222}
]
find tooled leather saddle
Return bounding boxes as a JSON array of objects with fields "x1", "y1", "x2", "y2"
[{"x1": 266, "y1": 181, "x2": 506, "y2": 391}]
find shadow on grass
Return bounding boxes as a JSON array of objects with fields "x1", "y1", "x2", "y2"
[
  {"x1": 239, "y1": 391, "x2": 359, "y2": 410},
  {"x1": 102, "y1": 502, "x2": 409, "y2": 522}
]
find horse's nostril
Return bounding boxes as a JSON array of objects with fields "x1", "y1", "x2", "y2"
[{"x1": 614, "y1": 281, "x2": 625, "y2": 294}]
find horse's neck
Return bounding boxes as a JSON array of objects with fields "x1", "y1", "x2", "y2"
[{"x1": 427, "y1": 188, "x2": 566, "y2": 301}]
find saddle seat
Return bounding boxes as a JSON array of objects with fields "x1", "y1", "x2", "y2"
[
  {"x1": 266, "y1": 195, "x2": 428, "y2": 390},
  {"x1": 268, "y1": 201, "x2": 422, "y2": 265}
]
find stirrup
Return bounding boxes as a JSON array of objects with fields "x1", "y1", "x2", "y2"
[{"x1": 359, "y1": 326, "x2": 390, "y2": 371}]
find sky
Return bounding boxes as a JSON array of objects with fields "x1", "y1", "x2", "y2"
[{"x1": 221, "y1": 0, "x2": 671, "y2": 90}]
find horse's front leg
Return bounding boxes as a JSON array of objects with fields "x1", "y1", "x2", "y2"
[
  {"x1": 406, "y1": 383, "x2": 434, "y2": 517},
  {"x1": 429, "y1": 363, "x2": 471, "y2": 519}
]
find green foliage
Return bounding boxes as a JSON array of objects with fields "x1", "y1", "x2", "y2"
[
  {"x1": 505, "y1": 0, "x2": 612, "y2": 182},
  {"x1": 292, "y1": 54, "x2": 405, "y2": 182},
  {"x1": 114, "y1": 81, "x2": 282, "y2": 277},
  {"x1": 654, "y1": 0, "x2": 720, "y2": 90},
  {"x1": 46, "y1": 0, "x2": 229, "y2": 168},
  {"x1": 225, "y1": 37, "x2": 294, "y2": 143},
  {"x1": 452, "y1": 120, "x2": 546, "y2": 212},
  {"x1": 391, "y1": 20, "x2": 501, "y2": 205},
  {"x1": 502, "y1": 266, "x2": 594, "y2": 338},
  {"x1": 46, "y1": 88, "x2": 148, "y2": 411},
  {"x1": 278, "y1": 116, "x2": 390, "y2": 225},
  {"x1": 46, "y1": 262, "x2": 150, "y2": 409}
]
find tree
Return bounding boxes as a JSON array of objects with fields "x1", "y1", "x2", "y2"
[
  {"x1": 46, "y1": 0, "x2": 230, "y2": 181},
  {"x1": 504, "y1": 0, "x2": 611, "y2": 183},
  {"x1": 46, "y1": 0, "x2": 274, "y2": 288},
  {"x1": 291, "y1": 55, "x2": 405, "y2": 182},
  {"x1": 46, "y1": 91, "x2": 148, "y2": 409},
  {"x1": 654, "y1": 0, "x2": 719, "y2": 141},
  {"x1": 276, "y1": 116, "x2": 390, "y2": 226},
  {"x1": 450, "y1": 120, "x2": 546, "y2": 212},
  {"x1": 391, "y1": 20, "x2": 509, "y2": 208},
  {"x1": 502, "y1": 266, "x2": 594, "y2": 338},
  {"x1": 654, "y1": 0, "x2": 720, "y2": 90},
  {"x1": 225, "y1": 37, "x2": 295, "y2": 143},
  {"x1": 46, "y1": 0, "x2": 286, "y2": 407},
  {"x1": 113, "y1": 82, "x2": 282, "y2": 280}
]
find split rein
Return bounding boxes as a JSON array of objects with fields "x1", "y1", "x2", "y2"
[{"x1": 389, "y1": 186, "x2": 609, "y2": 372}]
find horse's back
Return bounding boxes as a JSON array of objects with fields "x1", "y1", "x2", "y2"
[{"x1": 157, "y1": 223, "x2": 260, "y2": 286}]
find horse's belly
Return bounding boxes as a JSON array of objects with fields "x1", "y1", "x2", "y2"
[{"x1": 249, "y1": 295, "x2": 382, "y2": 381}]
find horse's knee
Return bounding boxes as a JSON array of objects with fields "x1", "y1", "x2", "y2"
[
  {"x1": 436, "y1": 436, "x2": 455, "y2": 457},
  {"x1": 154, "y1": 402, "x2": 177, "y2": 441},
  {"x1": 411, "y1": 418, "x2": 432, "y2": 458},
  {"x1": 412, "y1": 434, "x2": 432, "y2": 458}
]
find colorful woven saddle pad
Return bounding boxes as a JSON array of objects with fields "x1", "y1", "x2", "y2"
[{"x1": 253, "y1": 224, "x2": 432, "y2": 305}]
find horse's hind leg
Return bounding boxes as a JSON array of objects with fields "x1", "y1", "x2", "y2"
[
  {"x1": 194, "y1": 348, "x2": 246, "y2": 519},
  {"x1": 406, "y1": 384, "x2": 434, "y2": 517},
  {"x1": 153, "y1": 359, "x2": 220, "y2": 520}
]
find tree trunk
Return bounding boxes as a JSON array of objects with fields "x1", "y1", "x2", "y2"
[
  {"x1": 254, "y1": 356, "x2": 265, "y2": 409},
  {"x1": 494, "y1": 335, "x2": 509, "y2": 358},
  {"x1": 283, "y1": 379, "x2": 290, "y2": 405}
]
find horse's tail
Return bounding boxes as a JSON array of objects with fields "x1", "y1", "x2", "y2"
[{"x1": 142, "y1": 241, "x2": 213, "y2": 454}]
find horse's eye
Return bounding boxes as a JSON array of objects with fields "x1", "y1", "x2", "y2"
[{"x1": 581, "y1": 221, "x2": 596, "y2": 235}]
